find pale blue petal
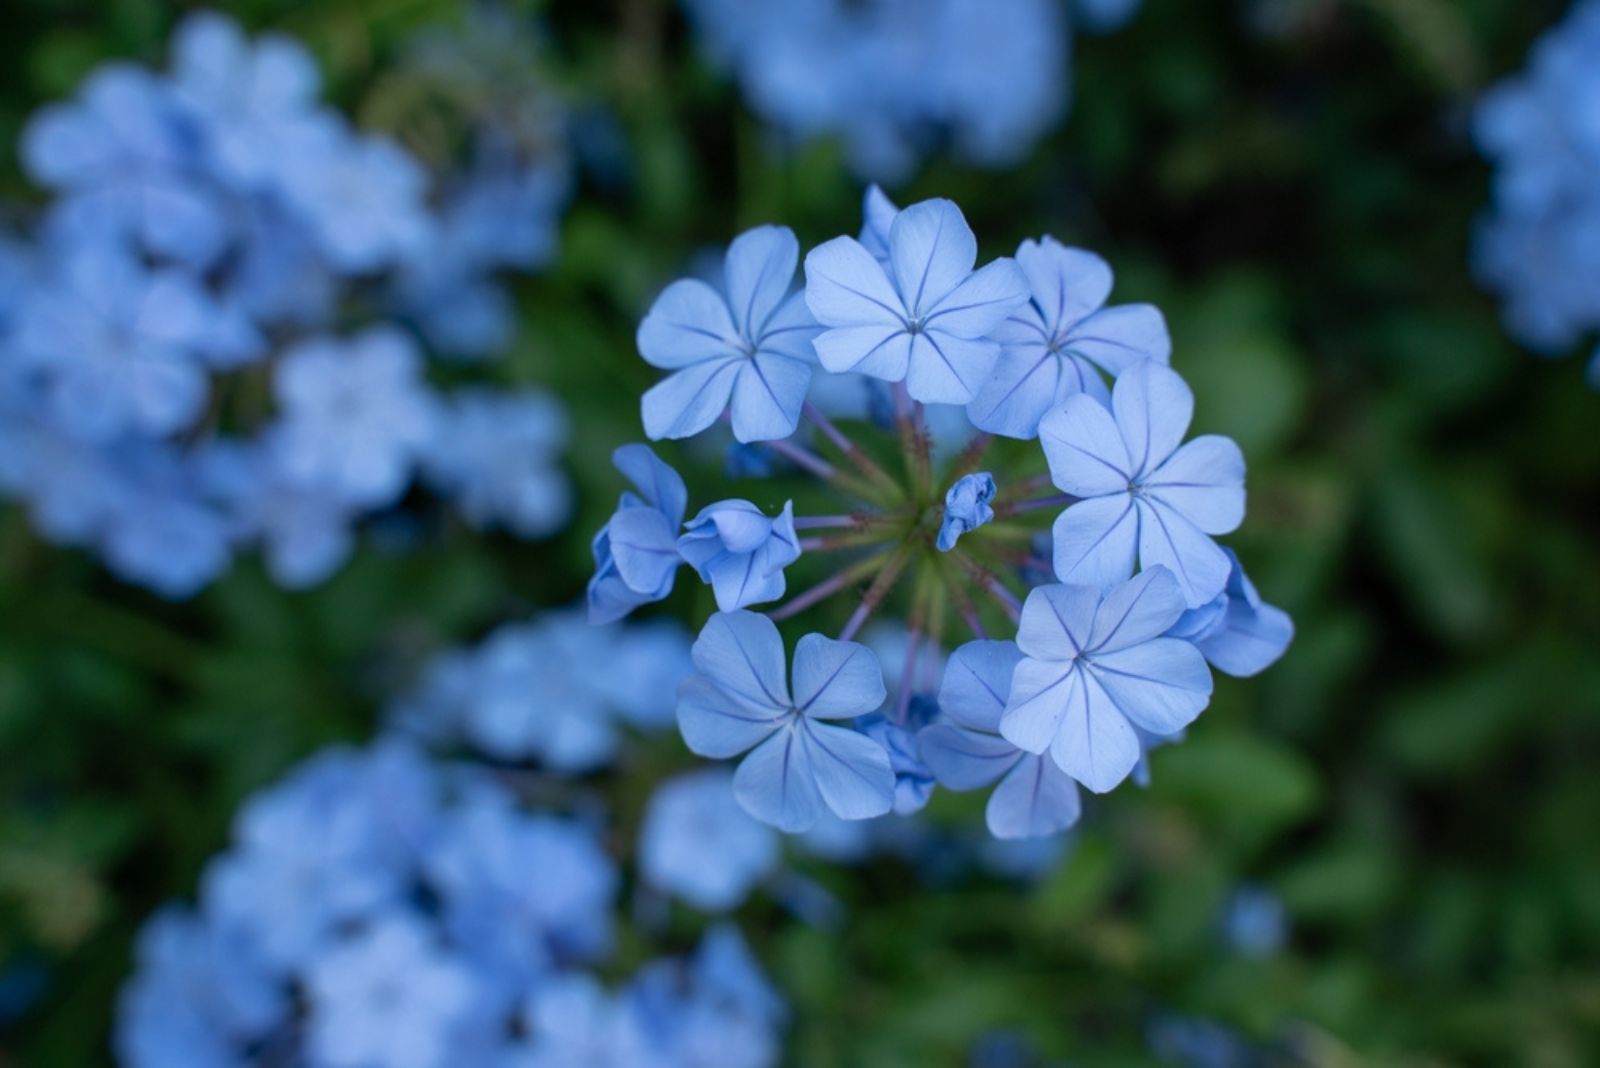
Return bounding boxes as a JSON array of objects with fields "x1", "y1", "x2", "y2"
[
  {"x1": 641, "y1": 359, "x2": 741, "y2": 440},
  {"x1": 724, "y1": 224, "x2": 799, "y2": 338},
  {"x1": 987, "y1": 753, "x2": 1082, "y2": 839},
  {"x1": 606, "y1": 507, "x2": 681, "y2": 596},
  {"x1": 1048, "y1": 670, "x2": 1140, "y2": 793},
  {"x1": 755, "y1": 291, "x2": 822, "y2": 362},
  {"x1": 803, "y1": 236, "x2": 906, "y2": 326},
  {"x1": 966, "y1": 338, "x2": 1061, "y2": 439},
  {"x1": 1051, "y1": 495, "x2": 1140, "y2": 591},
  {"x1": 859, "y1": 184, "x2": 899, "y2": 264},
  {"x1": 1113, "y1": 362, "x2": 1193, "y2": 476},
  {"x1": 1144, "y1": 435, "x2": 1246, "y2": 535},
  {"x1": 1088, "y1": 638, "x2": 1212, "y2": 736},
  {"x1": 1199, "y1": 600, "x2": 1295, "y2": 678},
  {"x1": 905, "y1": 331, "x2": 998, "y2": 404},
  {"x1": 612, "y1": 446, "x2": 688, "y2": 524},
  {"x1": 792, "y1": 633, "x2": 886, "y2": 719},
  {"x1": 923, "y1": 258, "x2": 1030, "y2": 337},
  {"x1": 937, "y1": 640, "x2": 1024, "y2": 732},
  {"x1": 691, "y1": 611, "x2": 791, "y2": 712},
  {"x1": 1015, "y1": 237, "x2": 1112, "y2": 329},
  {"x1": 705, "y1": 550, "x2": 787, "y2": 611},
  {"x1": 1000, "y1": 658, "x2": 1080, "y2": 754},
  {"x1": 677, "y1": 676, "x2": 785, "y2": 758},
  {"x1": 1039, "y1": 393, "x2": 1133, "y2": 496},
  {"x1": 637, "y1": 278, "x2": 739, "y2": 370},
  {"x1": 697, "y1": 500, "x2": 772, "y2": 553},
  {"x1": 1086, "y1": 567, "x2": 1188, "y2": 654},
  {"x1": 813, "y1": 324, "x2": 913, "y2": 380},
  {"x1": 731, "y1": 351, "x2": 811, "y2": 442},
  {"x1": 1135, "y1": 499, "x2": 1232, "y2": 607},
  {"x1": 800, "y1": 720, "x2": 895, "y2": 821},
  {"x1": 918, "y1": 723, "x2": 1020, "y2": 789},
  {"x1": 734, "y1": 727, "x2": 825, "y2": 832},
  {"x1": 888, "y1": 199, "x2": 978, "y2": 314},
  {"x1": 1015, "y1": 584, "x2": 1100, "y2": 661},
  {"x1": 1066, "y1": 304, "x2": 1172, "y2": 374}
]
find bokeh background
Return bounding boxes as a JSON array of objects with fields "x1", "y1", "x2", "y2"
[{"x1": 3, "y1": 0, "x2": 1599, "y2": 1065}]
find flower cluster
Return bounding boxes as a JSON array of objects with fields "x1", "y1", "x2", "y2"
[
  {"x1": 0, "y1": 10, "x2": 572, "y2": 598},
  {"x1": 117, "y1": 743, "x2": 785, "y2": 1068},
  {"x1": 593, "y1": 190, "x2": 1293, "y2": 839},
  {"x1": 1473, "y1": 0, "x2": 1600, "y2": 383},
  {"x1": 678, "y1": 0, "x2": 1143, "y2": 181}
]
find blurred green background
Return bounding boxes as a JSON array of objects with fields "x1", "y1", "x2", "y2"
[{"x1": 3, "y1": 0, "x2": 1599, "y2": 1064}]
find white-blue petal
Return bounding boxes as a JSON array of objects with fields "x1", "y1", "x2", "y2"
[
  {"x1": 1039, "y1": 393, "x2": 1133, "y2": 496},
  {"x1": 1015, "y1": 237, "x2": 1112, "y2": 330},
  {"x1": 734, "y1": 726, "x2": 825, "y2": 832},
  {"x1": 724, "y1": 224, "x2": 800, "y2": 339},
  {"x1": 1113, "y1": 362, "x2": 1193, "y2": 476},
  {"x1": 1000, "y1": 658, "x2": 1080, "y2": 754},
  {"x1": 1051, "y1": 495, "x2": 1140, "y2": 591},
  {"x1": 813, "y1": 324, "x2": 913, "y2": 381},
  {"x1": 918, "y1": 723, "x2": 1020, "y2": 790},
  {"x1": 637, "y1": 278, "x2": 739, "y2": 370},
  {"x1": 1087, "y1": 567, "x2": 1188, "y2": 654},
  {"x1": 641, "y1": 359, "x2": 741, "y2": 441},
  {"x1": 612, "y1": 445, "x2": 687, "y2": 521},
  {"x1": 1135, "y1": 498, "x2": 1232, "y2": 608},
  {"x1": 905, "y1": 331, "x2": 997, "y2": 404},
  {"x1": 1066, "y1": 303, "x2": 1171, "y2": 374},
  {"x1": 987, "y1": 753, "x2": 1082, "y2": 839},
  {"x1": 1087, "y1": 638, "x2": 1212, "y2": 736},
  {"x1": 1016, "y1": 584, "x2": 1100, "y2": 661},
  {"x1": 692, "y1": 611, "x2": 791, "y2": 712},
  {"x1": 731, "y1": 351, "x2": 811, "y2": 443},
  {"x1": 800, "y1": 720, "x2": 895, "y2": 821},
  {"x1": 1048, "y1": 670, "x2": 1140, "y2": 793},
  {"x1": 605, "y1": 506, "x2": 681, "y2": 597},
  {"x1": 803, "y1": 236, "x2": 906, "y2": 326},
  {"x1": 1144, "y1": 435, "x2": 1247, "y2": 535},
  {"x1": 677, "y1": 676, "x2": 785, "y2": 758},
  {"x1": 1199, "y1": 600, "x2": 1295, "y2": 678},
  {"x1": 888, "y1": 198, "x2": 978, "y2": 314},
  {"x1": 792, "y1": 633, "x2": 886, "y2": 720},
  {"x1": 923, "y1": 258, "x2": 1030, "y2": 338},
  {"x1": 938, "y1": 640, "x2": 1024, "y2": 732}
]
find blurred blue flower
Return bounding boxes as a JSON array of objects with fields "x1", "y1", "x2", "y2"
[
  {"x1": 1041, "y1": 361, "x2": 1246, "y2": 606},
  {"x1": 920, "y1": 640, "x2": 1082, "y2": 838},
  {"x1": 1146, "y1": 1012, "x2": 1258, "y2": 1068},
  {"x1": 589, "y1": 444, "x2": 689, "y2": 624},
  {"x1": 638, "y1": 225, "x2": 820, "y2": 442},
  {"x1": 1000, "y1": 569, "x2": 1213, "y2": 794},
  {"x1": 804, "y1": 198, "x2": 1029, "y2": 404},
  {"x1": 969, "y1": 237, "x2": 1170, "y2": 438},
  {"x1": 304, "y1": 910, "x2": 482, "y2": 1068},
  {"x1": 21, "y1": 64, "x2": 227, "y2": 266},
  {"x1": 1221, "y1": 884, "x2": 1288, "y2": 958},
  {"x1": 858, "y1": 713, "x2": 937, "y2": 814},
  {"x1": 278, "y1": 122, "x2": 430, "y2": 273},
  {"x1": 677, "y1": 611, "x2": 894, "y2": 831},
  {"x1": 1168, "y1": 548, "x2": 1294, "y2": 677},
  {"x1": 423, "y1": 389, "x2": 572, "y2": 539},
  {"x1": 677, "y1": 499, "x2": 802, "y2": 611},
  {"x1": 640, "y1": 768, "x2": 779, "y2": 910},
  {"x1": 936, "y1": 471, "x2": 996, "y2": 551},
  {"x1": 271, "y1": 327, "x2": 439, "y2": 509}
]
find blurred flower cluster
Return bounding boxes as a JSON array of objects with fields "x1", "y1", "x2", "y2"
[
  {"x1": 0, "y1": 11, "x2": 573, "y2": 598},
  {"x1": 679, "y1": 0, "x2": 1143, "y2": 180},
  {"x1": 1474, "y1": 0, "x2": 1600, "y2": 383},
  {"x1": 593, "y1": 189, "x2": 1294, "y2": 842}
]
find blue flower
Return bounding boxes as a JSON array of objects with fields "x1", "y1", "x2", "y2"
[
  {"x1": 857, "y1": 714, "x2": 937, "y2": 814},
  {"x1": 1040, "y1": 361, "x2": 1246, "y2": 607},
  {"x1": 168, "y1": 11, "x2": 326, "y2": 193},
  {"x1": 968, "y1": 237, "x2": 1170, "y2": 438},
  {"x1": 638, "y1": 224, "x2": 820, "y2": 442},
  {"x1": 271, "y1": 327, "x2": 439, "y2": 509},
  {"x1": 919, "y1": 641, "x2": 1082, "y2": 838},
  {"x1": 804, "y1": 198, "x2": 1029, "y2": 404},
  {"x1": 303, "y1": 910, "x2": 482, "y2": 1068},
  {"x1": 422, "y1": 389, "x2": 572, "y2": 539},
  {"x1": 999, "y1": 568, "x2": 1213, "y2": 794},
  {"x1": 21, "y1": 65, "x2": 227, "y2": 266},
  {"x1": 1168, "y1": 548, "x2": 1294, "y2": 677},
  {"x1": 588, "y1": 444, "x2": 689, "y2": 624},
  {"x1": 278, "y1": 121, "x2": 431, "y2": 273},
  {"x1": 1221, "y1": 884, "x2": 1288, "y2": 958},
  {"x1": 936, "y1": 471, "x2": 996, "y2": 551},
  {"x1": 9, "y1": 245, "x2": 213, "y2": 443},
  {"x1": 677, "y1": 611, "x2": 894, "y2": 831},
  {"x1": 640, "y1": 768, "x2": 779, "y2": 911},
  {"x1": 677, "y1": 499, "x2": 802, "y2": 611}
]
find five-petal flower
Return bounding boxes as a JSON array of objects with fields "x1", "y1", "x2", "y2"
[
  {"x1": 676, "y1": 612, "x2": 894, "y2": 832},
  {"x1": 677, "y1": 499, "x2": 801, "y2": 611},
  {"x1": 803, "y1": 198, "x2": 1029, "y2": 405},
  {"x1": 587, "y1": 445, "x2": 688, "y2": 624},
  {"x1": 968, "y1": 236, "x2": 1170, "y2": 438},
  {"x1": 998, "y1": 568, "x2": 1213, "y2": 794},
  {"x1": 919, "y1": 640, "x2": 1083, "y2": 839},
  {"x1": 1040, "y1": 361, "x2": 1246, "y2": 607},
  {"x1": 638, "y1": 225, "x2": 821, "y2": 443}
]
